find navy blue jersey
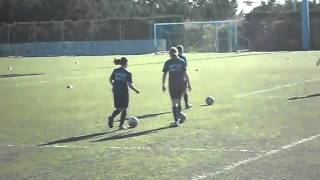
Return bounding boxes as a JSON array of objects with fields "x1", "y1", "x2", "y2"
[
  {"x1": 178, "y1": 54, "x2": 187, "y2": 67},
  {"x1": 162, "y1": 58, "x2": 186, "y2": 87},
  {"x1": 110, "y1": 67, "x2": 132, "y2": 93}
]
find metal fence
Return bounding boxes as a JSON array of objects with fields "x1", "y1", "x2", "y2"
[{"x1": 0, "y1": 16, "x2": 183, "y2": 44}]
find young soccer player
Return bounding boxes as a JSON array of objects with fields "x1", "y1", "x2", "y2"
[
  {"x1": 177, "y1": 45, "x2": 192, "y2": 109},
  {"x1": 108, "y1": 57, "x2": 140, "y2": 130},
  {"x1": 162, "y1": 47, "x2": 188, "y2": 127}
]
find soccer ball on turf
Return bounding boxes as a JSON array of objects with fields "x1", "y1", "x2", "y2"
[
  {"x1": 127, "y1": 116, "x2": 139, "y2": 128},
  {"x1": 66, "y1": 84, "x2": 73, "y2": 89},
  {"x1": 205, "y1": 96, "x2": 215, "y2": 105},
  {"x1": 180, "y1": 112, "x2": 187, "y2": 123}
]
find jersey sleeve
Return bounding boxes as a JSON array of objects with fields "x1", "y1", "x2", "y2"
[
  {"x1": 127, "y1": 72, "x2": 133, "y2": 83},
  {"x1": 182, "y1": 60, "x2": 187, "y2": 71},
  {"x1": 110, "y1": 69, "x2": 115, "y2": 80},
  {"x1": 162, "y1": 61, "x2": 169, "y2": 73}
]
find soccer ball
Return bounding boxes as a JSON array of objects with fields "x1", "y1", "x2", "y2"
[
  {"x1": 180, "y1": 112, "x2": 187, "y2": 123},
  {"x1": 127, "y1": 116, "x2": 139, "y2": 128},
  {"x1": 205, "y1": 96, "x2": 215, "y2": 105},
  {"x1": 8, "y1": 67, "x2": 12, "y2": 70},
  {"x1": 286, "y1": 56, "x2": 291, "y2": 61},
  {"x1": 66, "y1": 84, "x2": 73, "y2": 89}
]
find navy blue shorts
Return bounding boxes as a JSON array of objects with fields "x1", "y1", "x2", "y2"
[
  {"x1": 169, "y1": 84, "x2": 185, "y2": 99},
  {"x1": 113, "y1": 92, "x2": 129, "y2": 108}
]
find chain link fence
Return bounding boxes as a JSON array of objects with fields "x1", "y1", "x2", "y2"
[{"x1": 0, "y1": 16, "x2": 183, "y2": 44}]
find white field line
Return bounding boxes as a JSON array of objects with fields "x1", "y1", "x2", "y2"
[
  {"x1": 4, "y1": 74, "x2": 106, "y2": 87},
  {"x1": 0, "y1": 144, "x2": 90, "y2": 149},
  {"x1": 0, "y1": 144, "x2": 266, "y2": 153},
  {"x1": 191, "y1": 134, "x2": 320, "y2": 180},
  {"x1": 236, "y1": 78, "x2": 320, "y2": 98}
]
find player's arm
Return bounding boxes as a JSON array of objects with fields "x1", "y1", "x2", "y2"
[
  {"x1": 185, "y1": 72, "x2": 192, "y2": 91},
  {"x1": 128, "y1": 83, "x2": 140, "y2": 94},
  {"x1": 127, "y1": 73, "x2": 139, "y2": 94},
  {"x1": 162, "y1": 72, "x2": 167, "y2": 92},
  {"x1": 109, "y1": 77, "x2": 114, "y2": 85},
  {"x1": 109, "y1": 70, "x2": 115, "y2": 86}
]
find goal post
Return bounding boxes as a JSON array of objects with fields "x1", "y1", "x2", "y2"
[{"x1": 153, "y1": 20, "x2": 248, "y2": 53}]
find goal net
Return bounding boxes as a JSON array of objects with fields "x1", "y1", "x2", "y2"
[{"x1": 154, "y1": 20, "x2": 248, "y2": 53}]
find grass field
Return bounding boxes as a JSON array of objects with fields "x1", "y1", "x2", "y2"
[{"x1": 0, "y1": 51, "x2": 320, "y2": 180}]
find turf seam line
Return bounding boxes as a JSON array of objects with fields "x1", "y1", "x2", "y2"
[
  {"x1": 236, "y1": 78, "x2": 320, "y2": 98},
  {"x1": 191, "y1": 133, "x2": 320, "y2": 180}
]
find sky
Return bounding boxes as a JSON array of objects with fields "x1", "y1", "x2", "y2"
[
  {"x1": 237, "y1": 0, "x2": 320, "y2": 13},
  {"x1": 237, "y1": 0, "x2": 285, "y2": 14}
]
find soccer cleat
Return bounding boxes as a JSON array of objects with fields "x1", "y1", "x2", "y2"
[
  {"x1": 119, "y1": 125, "x2": 127, "y2": 130},
  {"x1": 108, "y1": 116, "x2": 113, "y2": 128},
  {"x1": 170, "y1": 121, "x2": 179, "y2": 127},
  {"x1": 185, "y1": 104, "x2": 192, "y2": 109}
]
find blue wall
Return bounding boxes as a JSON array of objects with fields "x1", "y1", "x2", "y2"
[{"x1": 0, "y1": 39, "x2": 166, "y2": 57}]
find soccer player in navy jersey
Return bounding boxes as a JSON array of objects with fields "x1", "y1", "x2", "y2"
[
  {"x1": 108, "y1": 57, "x2": 140, "y2": 130},
  {"x1": 177, "y1": 45, "x2": 192, "y2": 109},
  {"x1": 162, "y1": 47, "x2": 189, "y2": 127}
]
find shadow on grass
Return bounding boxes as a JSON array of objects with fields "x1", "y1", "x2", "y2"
[
  {"x1": 136, "y1": 111, "x2": 171, "y2": 119},
  {"x1": 37, "y1": 130, "x2": 119, "y2": 146},
  {"x1": 288, "y1": 93, "x2": 320, "y2": 101},
  {"x1": 92, "y1": 126, "x2": 172, "y2": 142},
  {"x1": 114, "y1": 111, "x2": 171, "y2": 122},
  {"x1": 200, "y1": 104, "x2": 212, "y2": 107},
  {"x1": 0, "y1": 73, "x2": 44, "y2": 79}
]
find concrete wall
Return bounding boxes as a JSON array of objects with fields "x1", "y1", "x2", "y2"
[{"x1": 0, "y1": 39, "x2": 166, "y2": 57}]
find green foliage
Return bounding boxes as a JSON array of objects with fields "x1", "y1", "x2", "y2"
[
  {"x1": 243, "y1": 1, "x2": 320, "y2": 51},
  {"x1": 0, "y1": 0, "x2": 238, "y2": 23}
]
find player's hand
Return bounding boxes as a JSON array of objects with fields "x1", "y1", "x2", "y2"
[
  {"x1": 188, "y1": 86, "x2": 192, "y2": 91},
  {"x1": 135, "y1": 89, "x2": 140, "y2": 94},
  {"x1": 162, "y1": 86, "x2": 166, "y2": 92}
]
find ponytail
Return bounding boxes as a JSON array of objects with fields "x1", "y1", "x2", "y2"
[{"x1": 114, "y1": 57, "x2": 128, "y2": 66}]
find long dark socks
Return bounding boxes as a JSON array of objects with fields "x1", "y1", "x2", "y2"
[
  {"x1": 111, "y1": 109, "x2": 121, "y2": 119},
  {"x1": 120, "y1": 110, "x2": 127, "y2": 126},
  {"x1": 183, "y1": 94, "x2": 189, "y2": 106},
  {"x1": 172, "y1": 106, "x2": 179, "y2": 122}
]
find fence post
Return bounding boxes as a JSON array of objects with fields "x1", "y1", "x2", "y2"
[
  {"x1": 90, "y1": 20, "x2": 95, "y2": 41},
  {"x1": 119, "y1": 18, "x2": 122, "y2": 40},
  {"x1": 33, "y1": 21, "x2": 37, "y2": 42},
  {"x1": 61, "y1": 21, "x2": 64, "y2": 42},
  {"x1": 215, "y1": 23, "x2": 219, "y2": 52},
  {"x1": 7, "y1": 24, "x2": 10, "y2": 43},
  {"x1": 302, "y1": 0, "x2": 310, "y2": 50}
]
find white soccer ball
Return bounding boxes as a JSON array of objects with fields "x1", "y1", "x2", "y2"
[
  {"x1": 127, "y1": 116, "x2": 139, "y2": 128},
  {"x1": 8, "y1": 67, "x2": 12, "y2": 70},
  {"x1": 66, "y1": 84, "x2": 73, "y2": 89},
  {"x1": 205, "y1": 96, "x2": 215, "y2": 105},
  {"x1": 180, "y1": 112, "x2": 187, "y2": 123}
]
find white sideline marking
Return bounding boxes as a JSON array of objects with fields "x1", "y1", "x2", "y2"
[
  {"x1": 0, "y1": 144, "x2": 89, "y2": 149},
  {"x1": 2, "y1": 74, "x2": 106, "y2": 87},
  {"x1": 237, "y1": 79, "x2": 320, "y2": 98},
  {"x1": 0, "y1": 144, "x2": 265, "y2": 153},
  {"x1": 191, "y1": 134, "x2": 320, "y2": 180}
]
